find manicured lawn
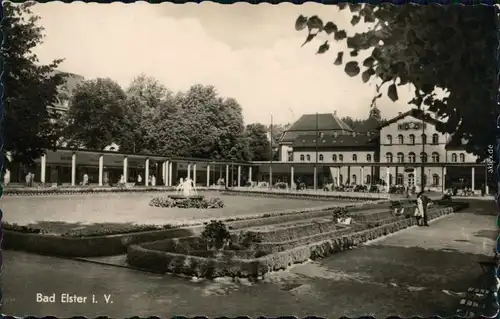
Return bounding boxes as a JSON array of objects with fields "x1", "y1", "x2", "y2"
[{"x1": 1, "y1": 191, "x2": 342, "y2": 234}]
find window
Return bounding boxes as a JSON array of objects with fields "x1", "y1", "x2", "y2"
[
  {"x1": 421, "y1": 134, "x2": 427, "y2": 145},
  {"x1": 460, "y1": 154, "x2": 465, "y2": 163},
  {"x1": 432, "y1": 152, "x2": 440, "y2": 163},
  {"x1": 306, "y1": 154, "x2": 311, "y2": 161},
  {"x1": 432, "y1": 134, "x2": 439, "y2": 145},
  {"x1": 288, "y1": 152, "x2": 293, "y2": 162},
  {"x1": 387, "y1": 135, "x2": 392, "y2": 145},
  {"x1": 397, "y1": 152, "x2": 404, "y2": 163},
  {"x1": 319, "y1": 154, "x2": 324, "y2": 162},
  {"x1": 409, "y1": 152, "x2": 416, "y2": 163},
  {"x1": 300, "y1": 155, "x2": 305, "y2": 162},
  {"x1": 420, "y1": 152, "x2": 428, "y2": 163},
  {"x1": 386, "y1": 153, "x2": 393, "y2": 163},
  {"x1": 409, "y1": 134, "x2": 415, "y2": 145},
  {"x1": 339, "y1": 154, "x2": 343, "y2": 162},
  {"x1": 339, "y1": 174, "x2": 343, "y2": 185},
  {"x1": 398, "y1": 134, "x2": 404, "y2": 144},
  {"x1": 451, "y1": 153, "x2": 457, "y2": 162},
  {"x1": 366, "y1": 175, "x2": 371, "y2": 184},
  {"x1": 332, "y1": 154, "x2": 337, "y2": 162},
  {"x1": 396, "y1": 173, "x2": 404, "y2": 185},
  {"x1": 352, "y1": 154, "x2": 357, "y2": 162},
  {"x1": 366, "y1": 154, "x2": 372, "y2": 162},
  {"x1": 352, "y1": 174, "x2": 357, "y2": 184}
]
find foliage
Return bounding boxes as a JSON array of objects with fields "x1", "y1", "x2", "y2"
[
  {"x1": 297, "y1": 5, "x2": 497, "y2": 160},
  {"x1": 341, "y1": 116, "x2": 364, "y2": 130},
  {"x1": 118, "y1": 74, "x2": 168, "y2": 154},
  {"x1": 2, "y1": 3, "x2": 66, "y2": 166},
  {"x1": 149, "y1": 196, "x2": 224, "y2": 209},
  {"x1": 331, "y1": 207, "x2": 350, "y2": 221},
  {"x1": 245, "y1": 123, "x2": 271, "y2": 161},
  {"x1": 3, "y1": 222, "x2": 173, "y2": 237},
  {"x1": 235, "y1": 231, "x2": 263, "y2": 249},
  {"x1": 65, "y1": 78, "x2": 128, "y2": 149},
  {"x1": 201, "y1": 220, "x2": 232, "y2": 250}
]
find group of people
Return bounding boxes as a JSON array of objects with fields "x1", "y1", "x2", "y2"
[
  {"x1": 24, "y1": 172, "x2": 35, "y2": 187},
  {"x1": 414, "y1": 192, "x2": 431, "y2": 227}
]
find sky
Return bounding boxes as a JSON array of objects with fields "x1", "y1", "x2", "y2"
[{"x1": 30, "y1": 2, "x2": 416, "y2": 125}]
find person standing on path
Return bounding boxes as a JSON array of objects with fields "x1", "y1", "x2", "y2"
[
  {"x1": 415, "y1": 193, "x2": 424, "y2": 226},
  {"x1": 418, "y1": 191, "x2": 431, "y2": 226}
]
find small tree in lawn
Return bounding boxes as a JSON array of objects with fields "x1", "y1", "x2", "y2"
[{"x1": 201, "y1": 220, "x2": 231, "y2": 251}]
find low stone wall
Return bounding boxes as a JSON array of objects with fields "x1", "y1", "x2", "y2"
[
  {"x1": 222, "y1": 189, "x2": 389, "y2": 201},
  {"x1": 127, "y1": 204, "x2": 464, "y2": 278}
]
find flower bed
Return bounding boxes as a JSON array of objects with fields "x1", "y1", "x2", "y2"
[
  {"x1": 149, "y1": 196, "x2": 224, "y2": 209},
  {"x1": 127, "y1": 206, "x2": 457, "y2": 278},
  {"x1": 3, "y1": 186, "x2": 177, "y2": 196},
  {"x1": 222, "y1": 189, "x2": 388, "y2": 201}
]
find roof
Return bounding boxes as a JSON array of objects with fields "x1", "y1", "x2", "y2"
[
  {"x1": 380, "y1": 109, "x2": 443, "y2": 129},
  {"x1": 280, "y1": 113, "x2": 353, "y2": 143},
  {"x1": 292, "y1": 134, "x2": 378, "y2": 149},
  {"x1": 355, "y1": 117, "x2": 382, "y2": 133}
]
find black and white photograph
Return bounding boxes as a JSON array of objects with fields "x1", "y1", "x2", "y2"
[{"x1": 1, "y1": 2, "x2": 498, "y2": 317}]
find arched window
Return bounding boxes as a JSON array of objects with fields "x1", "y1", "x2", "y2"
[
  {"x1": 339, "y1": 154, "x2": 343, "y2": 162},
  {"x1": 397, "y1": 152, "x2": 404, "y2": 163},
  {"x1": 451, "y1": 153, "x2": 457, "y2": 162},
  {"x1": 306, "y1": 154, "x2": 311, "y2": 161},
  {"x1": 432, "y1": 134, "x2": 439, "y2": 145},
  {"x1": 409, "y1": 134, "x2": 415, "y2": 145},
  {"x1": 352, "y1": 174, "x2": 357, "y2": 184},
  {"x1": 300, "y1": 155, "x2": 305, "y2": 161},
  {"x1": 366, "y1": 154, "x2": 372, "y2": 162},
  {"x1": 332, "y1": 154, "x2": 337, "y2": 162},
  {"x1": 409, "y1": 152, "x2": 416, "y2": 163},
  {"x1": 421, "y1": 134, "x2": 427, "y2": 145},
  {"x1": 366, "y1": 175, "x2": 371, "y2": 184},
  {"x1": 459, "y1": 154, "x2": 465, "y2": 163},
  {"x1": 420, "y1": 152, "x2": 428, "y2": 163},
  {"x1": 352, "y1": 154, "x2": 358, "y2": 162},
  {"x1": 319, "y1": 154, "x2": 324, "y2": 162},
  {"x1": 432, "y1": 152, "x2": 440, "y2": 163},
  {"x1": 386, "y1": 153, "x2": 393, "y2": 163},
  {"x1": 398, "y1": 134, "x2": 404, "y2": 144},
  {"x1": 396, "y1": 173, "x2": 404, "y2": 185},
  {"x1": 432, "y1": 174, "x2": 440, "y2": 186},
  {"x1": 387, "y1": 135, "x2": 393, "y2": 145},
  {"x1": 408, "y1": 173, "x2": 415, "y2": 186}
]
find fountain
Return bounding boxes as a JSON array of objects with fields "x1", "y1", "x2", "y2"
[{"x1": 168, "y1": 177, "x2": 204, "y2": 201}]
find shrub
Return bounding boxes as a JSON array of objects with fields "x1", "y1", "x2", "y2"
[
  {"x1": 201, "y1": 220, "x2": 232, "y2": 250},
  {"x1": 3, "y1": 223, "x2": 47, "y2": 234},
  {"x1": 441, "y1": 194, "x2": 452, "y2": 201},
  {"x1": 331, "y1": 207, "x2": 350, "y2": 221}
]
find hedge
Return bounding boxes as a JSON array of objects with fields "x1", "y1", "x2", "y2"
[
  {"x1": 222, "y1": 189, "x2": 389, "y2": 201},
  {"x1": 127, "y1": 206, "x2": 456, "y2": 278}
]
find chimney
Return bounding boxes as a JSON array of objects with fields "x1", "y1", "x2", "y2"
[{"x1": 333, "y1": 110, "x2": 337, "y2": 116}]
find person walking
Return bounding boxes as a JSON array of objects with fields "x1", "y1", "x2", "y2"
[
  {"x1": 418, "y1": 191, "x2": 431, "y2": 227},
  {"x1": 415, "y1": 192, "x2": 424, "y2": 226}
]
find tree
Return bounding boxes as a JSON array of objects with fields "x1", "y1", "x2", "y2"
[
  {"x1": 369, "y1": 105, "x2": 381, "y2": 121},
  {"x1": 341, "y1": 116, "x2": 364, "y2": 130},
  {"x1": 245, "y1": 123, "x2": 271, "y2": 161},
  {"x1": 2, "y1": 2, "x2": 66, "y2": 166},
  {"x1": 65, "y1": 78, "x2": 128, "y2": 149},
  {"x1": 296, "y1": 5, "x2": 496, "y2": 159},
  {"x1": 269, "y1": 123, "x2": 291, "y2": 145},
  {"x1": 119, "y1": 74, "x2": 168, "y2": 154}
]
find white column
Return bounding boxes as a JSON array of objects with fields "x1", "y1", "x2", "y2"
[
  {"x1": 360, "y1": 167, "x2": 365, "y2": 186},
  {"x1": 98, "y1": 155, "x2": 104, "y2": 186},
  {"x1": 168, "y1": 162, "x2": 173, "y2": 186},
  {"x1": 249, "y1": 166, "x2": 253, "y2": 182},
  {"x1": 225, "y1": 164, "x2": 229, "y2": 187},
  {"x1": 40, "y1": 154, "x2": 47, "y2": 183},
  {"x1": 165, "y1": 161, "x2": 169, "y2": 186},
  {"x1": 145, "y1": 158, "x2": 150, "y2": 186},
  {"x1": 187, "y1": 163, "x2": 191, "y2": 180},
  {"x1": 237, "y1": 166, "x2": 241, "y2": 187},
  {"x1": 337, "y1": 167, "x2": 340, "y2": 186},
  {"x1": 193, "y1": 164, "x2": 197, "y2": 184},
  {"x1": 290, "y1": 165, "x2": 295, "y2": 186},
  {"x1": 313, "y1": 166, "x2": 317, "y2": 190},
  {"x1": 206, "y1": 164, "x2": 211, "y2": 187},
  {"x1": 471, "y1": 167, "x2": 475, "y2": 191},
  {"x1": 386, "y1": 167, "x2": 390, "y2": 193},
  {"x1": 71, "y1": 153, "x2": 76, "y2": 186},
  {"x1": 123, "y1": 157, "x2": 128, "y2": 183}
]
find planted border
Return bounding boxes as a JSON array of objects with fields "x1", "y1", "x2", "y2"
[
  {"x1": 127, "y1": 202, "x2": 469, "y2": 278},
  {"x1": 222, "y1": 189, "x2": 389, "y2": 201}
]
